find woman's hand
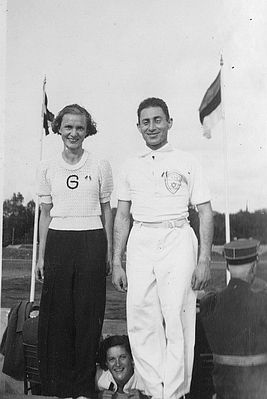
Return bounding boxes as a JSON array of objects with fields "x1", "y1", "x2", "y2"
[
  {"x1": 128, "y1": 389, "x2": 149, "y2": 399},
  {"x1": 98, "y1": 389, "x2": 114, "y2": 399},
  {"x1": 106, "y1": 246, "x2": 113, "y2": 276},
  {"x1": 35, "y1": 258, "x2": 44, "y2": 282}
]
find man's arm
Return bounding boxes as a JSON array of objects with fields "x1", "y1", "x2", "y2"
[
  {"x1": 191, "y1": 201, "x2": 214, "y2": 290},
  {"x1": 112, "y1": 200, "x2": 131, "y2": 292},
  {"x1": 100, "y1": 201, "x2": 113, "y2": 275}
]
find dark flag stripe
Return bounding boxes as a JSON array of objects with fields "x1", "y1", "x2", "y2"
[
  {"x1": 199, "y1": 71, "x2": 221, "y2": 124},
  {"x1": 199, "y1": 88, "x2": 221, "y2": 124},
  {"x1": 43, "y1": 92, "x2": 54, "y2": 135}
]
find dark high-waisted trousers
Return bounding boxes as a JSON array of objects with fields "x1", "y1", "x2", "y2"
[{"x1": 38, "y1": 229, "x2": 107, "y2": 398}]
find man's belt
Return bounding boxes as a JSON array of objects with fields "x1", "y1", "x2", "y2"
[
  {"x1": 134, "y1": 218, "x2": 188, "y2": 229},
  {"x1": 213, "y1": 353, "x2": 267, "y2": 367}
]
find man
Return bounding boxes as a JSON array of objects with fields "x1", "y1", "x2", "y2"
[
  {"x1": 200, "y1": 238, "x2": 267, "y2": 399},
  {"x1": 96, "y1": 335, "x2": 148, "y2": 399},
  {"x1": 112, "y1": 97, "x2": 214, "y2": 399}
]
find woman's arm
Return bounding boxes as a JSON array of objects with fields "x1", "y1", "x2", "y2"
[
  {"x1": 100, "y1": 201, "x2": 113, "y2": 275},
  {"x1": 35, "y1": 202, "x2": 52, "y2": 281}
]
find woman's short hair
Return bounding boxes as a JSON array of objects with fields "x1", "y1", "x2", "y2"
[
  {"x1": 52, "y1": 104, "x2": 97, "y2": 137},
  {"x1": 98, "y1": 335, "x2": 132, "y2": 371}
]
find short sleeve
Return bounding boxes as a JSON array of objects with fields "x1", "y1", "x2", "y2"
[
  {"x1": 36, "y1": 161, "x2": 52, "y2": 204},
  {"x1": 116, "y1": 160, "x2": 131, "y2": 201},
  {"x1": 188, "y1": 156, "x2": 211, "y2": 206},
  {"x1": 98, "y1": 159, "x2": 113, "y2": 203}
]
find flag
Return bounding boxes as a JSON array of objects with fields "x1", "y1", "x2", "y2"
[
  {"x1": 199, "y1": 71, "x2": 223, "y2": 138},
  {"x1": 43, "y1": 84, "x2": 54, "y2": 136}
]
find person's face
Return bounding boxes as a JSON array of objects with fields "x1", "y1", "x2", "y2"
[
  {"x1": 137, "y1": 106, "x2": 173, "y2": 150},
  {"x1": 59, "y1": 113, "x2": 87, "y2": 151},
  {"x1": 106, "y1": 345, "x2": 134, "y2": 387}
]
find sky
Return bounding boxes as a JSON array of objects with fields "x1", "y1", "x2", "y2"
[{"x1": 3, "y1": 0, "x2": 267, "y2": 213}]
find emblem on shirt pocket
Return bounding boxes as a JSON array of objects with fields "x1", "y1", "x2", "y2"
[{"x1": 164, "y1": 171, "x2": 182, "y2": 194}]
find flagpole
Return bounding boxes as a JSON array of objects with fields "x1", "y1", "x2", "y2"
[
  {"x1": 29, "y1": 76, "x2": 46, "y2": 302},
  {"x1": 220, "y1": 55, "x2": 231, "y2": 285},
  {"x1": 220, "y1": 55, "x2": 230, "y2": 244},
  {"x1": 0, "y1": 0, "x2": 7, "y2": 334}
]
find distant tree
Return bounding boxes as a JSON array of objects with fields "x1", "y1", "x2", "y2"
[
  {"x1": 24, "y1": 200, "x2": 36, "y2": 243},
  {"x1": 214, "y1": 209, "x2": 267, "y2": 245},
  {"x1": 3, "y1": 192, "x2": 25, "y2": 218},
  {"x1": 2, "y1": 193, "x2": 36, "y2": 245},
  {"x1": 3, "y1": 196, "x2": 267, "y2": 247},
  {"x1": 213, "y1": 212, "x2": 226, "y2": 245}
]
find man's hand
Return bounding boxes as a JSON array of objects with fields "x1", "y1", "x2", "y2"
[
  {"x1": 98, "y1": 389, "x2": 114, "y2": 399},
  {"x1": 112, "y1": 261, "x2": 127, "y2": 292},
  {"x1": 35, "y1": 258, "x2": 44, "y2": 282},
  {"x1": 191, "y1": 258, "x2": 211, "y2": 291}
]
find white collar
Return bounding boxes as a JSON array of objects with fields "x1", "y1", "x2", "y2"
[
  {"x1": 98, "y1": 369, "x2": 138, "y2": 394},
  {"x1": 59, "y1": 149, "x2": 89, "y2": 170},
  {"x1": 138, "y1": 142, "x2": 174, "y2": 158}
]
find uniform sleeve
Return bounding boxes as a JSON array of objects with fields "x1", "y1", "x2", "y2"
[
  {"x1": 200, "y1": 291, "x2": 217, "y2": 318},
  {"x1": 188, "y1": 155, "x2": 211, "y2": 206},
  {"x1": 116, "y1": 160, "x2": 131, "y2": 201},
  {"x1": 36, "y1": 161, "x2": 52, "y2": 204},
  {"x1": 98, "y1": 159, "x2": 114, "y2": 203}
]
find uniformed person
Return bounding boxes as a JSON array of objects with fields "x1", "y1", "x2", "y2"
[{"x1": 200, "y1": 238, "x2": 267, "y2": 399}]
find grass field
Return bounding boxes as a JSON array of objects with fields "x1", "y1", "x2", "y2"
[{"x1": 2, "y1": 246, "x2": 267, "y2": 319}]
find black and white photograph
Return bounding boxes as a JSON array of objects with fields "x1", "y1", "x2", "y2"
[{"x1": 0, "y1": 1, "x2": 267, "y2": 398}]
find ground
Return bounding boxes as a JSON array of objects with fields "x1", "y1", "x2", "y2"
[
  {"x1": 1, "y1": 245, "x2": 267, "y2": 397},
  {"x1": 2, "y1": 245, "x2": 267, "y2": 314}
]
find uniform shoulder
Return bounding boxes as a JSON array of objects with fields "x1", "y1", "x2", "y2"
[{"x1": 251, "y1": 277, "x2": 267, "y2": 295}]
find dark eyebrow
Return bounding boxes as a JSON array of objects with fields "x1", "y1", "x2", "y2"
[{"x1": 141, "y1": 116, "x2": 162, "y2": 122}]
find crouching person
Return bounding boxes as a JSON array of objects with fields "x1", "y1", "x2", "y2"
[{"x1": 96, "y1": 335, "x2": 150, "y2": 399}]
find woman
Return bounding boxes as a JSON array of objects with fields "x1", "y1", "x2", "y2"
[
  {"x1": 96, "y1": 335, "x2": 148, "y2": 399},
  {"x1": 36, "y1": 104, "x2": 113, "y2": 399}
]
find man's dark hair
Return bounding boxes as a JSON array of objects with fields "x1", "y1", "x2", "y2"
[
  {"x1": 137, "y1": 97, "x2": 170, "y2": 123},
  {"x1": 52, "y1": 103, "x2": 97, "y2": 137},
  {"x1": 98, "y1": 335, "x2": 132, "y2": 371}
]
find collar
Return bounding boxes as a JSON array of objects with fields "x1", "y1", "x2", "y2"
[
  {"x1": 228, "y1": 278, "x2": 250, "y2": 290},
  {"x1": 59, "y1": 149, "x2": 89, "y2": 170},
  {"x1": 97, "y1": 369, "x2": 137, "y2": 394},
  {"x1": 138, "y1": 142, "x2": 174, "y2": 158}
]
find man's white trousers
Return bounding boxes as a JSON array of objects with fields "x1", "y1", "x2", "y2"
[{"x1": 126, "y1": 223, "x2": 197, "y2": 399}]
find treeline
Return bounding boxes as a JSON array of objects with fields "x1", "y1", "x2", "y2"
[
  {"x1": 3, "y1": 193, "x2": 36, "y2": 246},
  {"x1": 2, "y1": 193, "x2": 267, "y2": 246},
  {"x1": 188, "y1": 207, "x2": 267, "y2": 245}
]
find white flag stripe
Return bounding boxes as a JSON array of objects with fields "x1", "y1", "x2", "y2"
[{"x1": 202, "y1": 102, "x2": 223, "y2": 139}]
